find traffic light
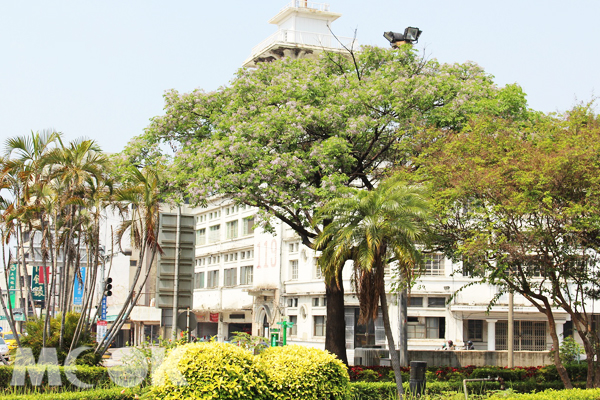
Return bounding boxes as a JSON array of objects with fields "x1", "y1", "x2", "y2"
[{"x1": 105, "y1": 277, "x2": 113, "y2": 297}]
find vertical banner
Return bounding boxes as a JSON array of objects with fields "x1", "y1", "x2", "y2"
[
  {"x1": 31, "y1": 266, "x2": 45, "y2": 301},
  {"x1": 72, "y1": 267, "x2": 86, "y2": 306},
  {"x1": 8, "y1": 264, "x2": 17, "y2": 307},
  {"x1": 101, "y1": 296, "x2": 107, "y2": 320}
]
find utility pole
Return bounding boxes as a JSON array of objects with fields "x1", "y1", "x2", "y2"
[{"x1": 508, "y1": 290, "x2": 514, "y2": 368}]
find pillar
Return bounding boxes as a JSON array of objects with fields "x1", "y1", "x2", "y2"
[
  {"x1": 487, "y1": 320, "x2": 497, "y2": 351},
  {"x1": 556, "y1": 321, "x2": 565, "y2": 344}
]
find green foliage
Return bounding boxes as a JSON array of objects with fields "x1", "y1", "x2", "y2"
[
  {"x1": 470, "y1": 367, "x2": 526, "y2": 381},
  {"x1": 0, "y1": 365, "x2": 111, "y2": 394},
  {"x1": 151, "y1": 342, "x2": 271, "y2": 400},
  {"x1": 20, "y1": 313, "x2": 100, "y2": 366},
  {"x1": 357, "y1": 369, "x2": 380, "y2": 382},
  {"x1": 0, "y1": 387, "x2": 142, "y2": 400},
  {"x1": 257, "y1": 344, "x2": 349, "y2": 400},
  {"x1": 550, "y1": 336, "x2": 584, "y2": 364},
  {"x1": 487, "y1": 388, "x2": 600, "y2": 399},
  {"x1": 228, "y1": 332, "x2": 268, "y2": 355},
  {"x1": 134, "y1": 46, "x2": 527, "y2": 246},
  {"x1": 348, "y1": 380, "x2": 586, "y2": 399}
]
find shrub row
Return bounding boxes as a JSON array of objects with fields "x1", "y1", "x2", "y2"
[
  {"x1": 349, "y1": 363, "x2": 589, "y2": 383},
  {"x1": 1, "y1": 387, "x2": 141, "y2": 400},
  {"x1": 348, "y1": 380, "x2": 588, "y2": 399},
  {"x1": 0, "y1": 365, "x2": 112, "y2": 391}
]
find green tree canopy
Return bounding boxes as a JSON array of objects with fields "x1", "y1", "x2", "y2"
[
  {"x1": 414, "y1": 104, "x2": 600, "y2": 388},
  {"x1": 131, "y1": 45, "x2": 529, "y2": 364}
]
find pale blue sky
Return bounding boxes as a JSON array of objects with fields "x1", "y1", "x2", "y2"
[{"x1": 1, "y1": 1, "x2": 598, "y2": 154}]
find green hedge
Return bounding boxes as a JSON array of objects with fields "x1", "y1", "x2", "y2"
[
  {"x1": 488, "y1": 388, "x2": 600, "y2": 399},
  {"x1": 348, "y1": 380, "x2": 588, "y2": 399},
  {"x1": 0, "y1": 387, "x2": 141, "y2": 400},
  {"x1": 0, "y1": 365, "x2": 112, "y2": 392}
]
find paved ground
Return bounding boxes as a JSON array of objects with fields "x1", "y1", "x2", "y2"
[{"x1": 103, "y1": 347, "x2": 133, "y2": 367}]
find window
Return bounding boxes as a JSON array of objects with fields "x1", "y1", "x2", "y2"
[
  {"x1": 314, "y1": 316, "x2": 326, "y2": 337},
  {"x1": 224, "y1": 268, "x2": 237, "y2": 286},
  {"x1": 196, "y1": 228, "x2": 206, "y2": 245},
  {"x1": 314, "y1": 257, "x2": 323, "y2": 279},
  {"x1": 313, "y1": 298, "x2": 320, "y2": 307},
  {"x1": 240, "y1": 266, "x2": 253, "y2": 285},
  {"x1": 207, "y1": 270, "x2": 219, "y2": 288},
  {"x1": 242, "y1": 216, "x2": 255, "y2": 235},
  {"x1": 226, "y1": 220, "x2": 238, "y2": 239},
  {"x1": 407, "y1": 317, "x2": 445, "y2": 339},
  {"x1": 195, "y1": 272, "x2": 205, "y2": 289},
  {"x1": 408, "y1": 297, "x2": 423, "y2": 307},
  {"x1": 209, "y1": 225, "x2": 220, "y2": 243},
  {"x1": 496, "y1": 320, "x2": 546, "y2": 351},
  {"x1": 467, "y1": 320, "x2": 483, "y2": 342},
  {"x1": 289, "y1": 315, "x2": 298, "y2": 336},
  {"x1": 426, "y1": 317, "x2": 443, "y2": 339},
  {"x1": 130, "y1": 260, "x2": 137, "y2": 267},
  {"x1": 287, "y1": 298, "x2": 298, "y2": 307},
  {"x1": 424, "y1": 253, "x2": 445, "y2": 276},
  {"x1": 289, "y1": 242, "x2": 299, "y2": 253},
  {"x1": 290, "y1": 260, "x2": 298, "y2": 280},
  {"x1": 427, "y1": 297, "x2": 446, "y2": 308}
]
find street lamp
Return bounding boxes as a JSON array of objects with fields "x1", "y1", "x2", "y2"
[{"x1": 383, "y1": 27, "x2": 422, "y2": 47}]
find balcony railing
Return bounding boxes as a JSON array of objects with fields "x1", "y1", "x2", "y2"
[
  {"x1": 280, "y1": 1, "x2": 330, "y2": 12},
  {"x1": 250, "y1": 29, "x2": 357, "y2": 58}
]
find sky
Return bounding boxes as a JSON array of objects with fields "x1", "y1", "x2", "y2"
[{"x1": 1, "y1": 0, "x2": 598, "y2": 154}]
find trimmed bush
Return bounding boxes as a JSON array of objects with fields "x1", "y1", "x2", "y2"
[
  {"x1": 1, "y1": 387, "x2": 141, "y2": 400},
  {"x1": 0, "y1": 365, "x2": 112, "y2": 392},
  {"x1": 471, "y1": 366, "x2": 526, "y2": 381},
  {"x1": 257, "y1": 345, "x2": 349, "y2": 400},
  {"x1": 151, "y1": 342, "x2": 271, "y2": 400},
  {"x1": 348, "y1": 380, "x2": 586, "y2": 399},
  {"x1": 488, "y1": 388, "x2": 600, "y2": 399}
]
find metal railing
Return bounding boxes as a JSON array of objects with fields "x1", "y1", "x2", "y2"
[
  {"x1": 250, "y1": 29, "x2": 357, "y2": 57},
  {"x1": 281, "y1": 0, "x2": 330, "y2": 12}
]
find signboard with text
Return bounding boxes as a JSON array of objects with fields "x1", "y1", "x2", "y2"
[{"x1": 73, "y1": 267, "x2": 86, "y2": 306}]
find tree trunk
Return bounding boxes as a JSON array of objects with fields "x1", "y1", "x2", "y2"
[
  {"x1": 325, "y1": 267, "x2": 348, "y2": 366},
  {"x1": 544, "y1": 307, "x2": 573, "y2": 389},
  {"x1": 380, "y1": 287, "x2": 403, "y2": 398}
]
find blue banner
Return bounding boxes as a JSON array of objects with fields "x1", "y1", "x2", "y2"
[
  {"x1": 101, "y1": 296, "x2": 107, "y2": 320},
  {"x1": 73, "y1": 267, "x2": 86, "y2": 306}
]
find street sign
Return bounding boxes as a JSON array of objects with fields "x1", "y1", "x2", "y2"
[
  {"x1": 176, "y1": 311, "x2": 197, "y2": 332},
  {"x1": 96, "y1": 320, "x2": 107, "y2": 342}
]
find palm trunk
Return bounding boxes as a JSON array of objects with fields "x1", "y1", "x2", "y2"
[
  {"x1": 380, "y1": 287, "x2": 403, "y2": 398},
  {"x1": 325, "y1": 266, "x2": 348, "y2": 366},
  {"x1": 97, "y1": 246, "x2": 157, "y2": 356}
]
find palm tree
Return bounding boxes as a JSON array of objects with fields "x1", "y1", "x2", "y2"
[
  {"x1": 95, "y1": 165, "x2": 162, "y2": 356},
  {"x1": 314, "y1": 176, "x2": 430, "y2": 399},
  {"x1": 45, "y1": 137, "x2": 107, "y2": 347}
]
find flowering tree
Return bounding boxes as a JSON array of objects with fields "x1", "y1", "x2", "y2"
[{"x1": 135, "y1": 45, "x2": 528, "y2": 363}]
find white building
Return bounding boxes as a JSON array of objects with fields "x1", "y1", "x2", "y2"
[{"x1": 186, "y1": 1, "x2": 580, "y2": 365}]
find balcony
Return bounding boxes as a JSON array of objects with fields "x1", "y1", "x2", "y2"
[{"x1": 250, "y1": 29, "x2": 356, "y2": 58}]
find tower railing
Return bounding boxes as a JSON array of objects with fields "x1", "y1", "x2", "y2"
[{"x1": 250, "y1": 29, "x2": 357, "y2": 58}]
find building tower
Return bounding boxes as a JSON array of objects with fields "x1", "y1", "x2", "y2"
[{"x1": 242, "y1": 1, "x2": 356, "y2": 68}]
